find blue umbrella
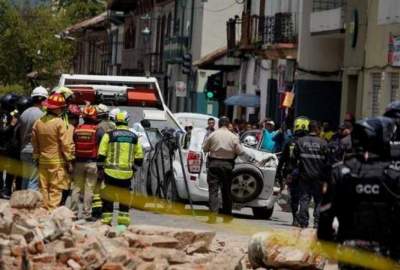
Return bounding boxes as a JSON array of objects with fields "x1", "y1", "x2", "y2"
[{"x1": 224, "y1": 94, "x2": 260, "y2": 107}]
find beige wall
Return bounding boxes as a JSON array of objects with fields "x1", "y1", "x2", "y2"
[
  {"x1": 297, "y1": 0, "x2": 344, "y2": 78},
  {"x1": 199, "y1": 0, "x2": 242, "y2": 58},
  {"x1": 342, "y1": 0, "x2": 400, "y2": 119}
]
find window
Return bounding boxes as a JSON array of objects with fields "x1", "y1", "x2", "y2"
[
  {"x1": 124, "y1": 23, "x2": 136, "y2": 49},
  {"x1": 110, "y1": 30, "x2": 119, "y2": 65},
  {"x1": 89, "y1": 41, "x2": 96, "y2": 73},
  {"x1": 371, "y1": 73, "x2": 382, "y2": 116},
  {"x1": 390, "y1": 73, "x2": 400, "y2": 102},
  {"x1": 312, "y1": 0, "x2": 345, "y2": 12},
  {"x1": 166, "y1": 13, "x2": 172, "y2": 38},
  {"x1": 378, "y1": 0, "x2": 400, "y2": 25},
  {"x1": 253, "y1": 59, "x2": 261, "y2": 86}
]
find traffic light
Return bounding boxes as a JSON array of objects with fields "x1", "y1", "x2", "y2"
[
  {"x1": 182, "y1": 53, "x2": 192, "y2": 75},
  {"x1": 205, "y1": 89, "x2": 215, "y2": 100},
  {"x1": 204, "y1": 72, "x2": 223, "y2": 101}
]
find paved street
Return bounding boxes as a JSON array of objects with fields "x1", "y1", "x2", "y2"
[{"x1": 131, "y1": 204, "x2": 294, "y2": 247}]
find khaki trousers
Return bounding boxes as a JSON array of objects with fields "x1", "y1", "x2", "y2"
[
  {"x1": 38, "y1": 163, "x2": 71, "y2": 210},
  {"x1": 70, "y1": 162, "x2": 98, "y2": 217}
]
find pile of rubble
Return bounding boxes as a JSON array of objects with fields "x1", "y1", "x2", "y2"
[
  {"x1": 0, "y1": 190, "x2": 244, "y2": 270},
  {"x1": 246, "y1": 229, "x2": 328, "y2": 270}
]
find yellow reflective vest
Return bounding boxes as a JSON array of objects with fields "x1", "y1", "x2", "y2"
[{"x1": 98, "y1": 125, "x2": 144, "y2": 180}]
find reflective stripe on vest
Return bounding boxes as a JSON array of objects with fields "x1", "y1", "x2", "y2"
[
  {"x1": 105, "y1": 129, "x2": 138, "y2": 177},
  {"x1": 74, "y1": 124, "x2": 98, "y2": 159}
]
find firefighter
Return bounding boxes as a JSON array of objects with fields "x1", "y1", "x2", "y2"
[
  {"x1": 20, "y1": 86, "x2": 48, "y2": 191},
  {"x1": 318, "y1": 117, "x2": 400, "y2": 269},
  {"x1": 90, "y1": 104, "x2": 115, "y2": 220},
  {"x1": 97, "y1": 111, "x2": 144, "y2": 214},
  {"x1": 109, "y1": 108, "x2": 120, "y2": 123},
  {"x1": 52, "y1": 86, "x2": 74, "y2": 128},
  {"x1": 293, "y1": 120, "x2": 328, "y2": 228},
  {"x1": 276, "y1": 116, "x2": 310, "y2": 226},
  {"x1": 96, "y1": 104, "x2": 115, "y2": 137},
  {"x1": 32, "y1": 93, "x2": 75, "y2": 210},
  {"x1": 52, "y1": 86, "x2": 74, "y2": 103},
  {"x1": 67, "y1": 104, "x2": 81, "y2": 128},
  {"x1": 70, "y1": 105, "x2": 101, "y2": 219}
]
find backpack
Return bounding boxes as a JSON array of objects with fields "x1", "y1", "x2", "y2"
[{"x1": 74, "y1": 124, "x2": 98, "y2": 159}]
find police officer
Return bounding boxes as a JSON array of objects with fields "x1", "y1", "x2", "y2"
[
  {"x1": 97, "y1": 111, "x2": 144, "y2": 213},
  {"x1": 383, "y1": 100, "x2": 400, "y2": 159},
  {"x1": 318, "y1": 117, "x2": 400, "y2": 269},
  {"x1": 276, "y1": 116, "x2": 310, "y2": 226},
  {"x1": 294, "y1": 120, "x2": 328, "y2": 228},
  {"x1": 203, "y1": 116, "x2": 245, "y2": 223},
  {"x1": 0, "y1": 94, "x2": 19, "y2": 198}
]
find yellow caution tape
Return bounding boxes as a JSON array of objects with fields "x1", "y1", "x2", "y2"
[{"x1": 1, "y1": 155, "x2": 400, "y2": 269}]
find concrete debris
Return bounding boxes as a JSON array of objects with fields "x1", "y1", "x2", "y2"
[
  {"x1": 248, "y1": 229, "x2": 327, "y2": 270},
  {"x1": 10, "y1": 190, "x2": 43, "y2": 209},
  {"x1": 0, "y1": 199, "x2": 261, "y2": 270}
]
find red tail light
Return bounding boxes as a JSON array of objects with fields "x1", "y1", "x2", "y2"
[{"x1": 187, "y1": 150, "x2": 202, "y2": 174}]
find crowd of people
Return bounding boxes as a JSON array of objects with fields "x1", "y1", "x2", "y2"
[
  {"x1": 1, "y1": 85, "x2": 400, "y2": 268},
  {"x1": 202, "y1": 106, "x2": 400, "y2": 268},
  {"x1": 0, "y1": 86, "x2": 144, "y2": 222}
]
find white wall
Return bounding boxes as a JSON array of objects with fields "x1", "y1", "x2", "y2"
[
  {"x1": 259, "y1": 60, "x2": 272, "y2": 120},
  {"x1": 377, "y1": 0, "x2": 400, "y2": 25},
  {"x1": 199, "y1": 0, "x2": 243, "y2": 58},
  {"x1": 297, "y1": 0, "x2": 343, "y2": 80}
]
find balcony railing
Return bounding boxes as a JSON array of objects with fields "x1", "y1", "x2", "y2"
[
  {"x1": 310, "y1": 0, "x2": 346, "y2": 34},
  {"x1": 227, "y1": 12, "x2": 297, "y2": 54},
  {"x1": 312, "y1": 0, "x2": 345, "y2": 12}
]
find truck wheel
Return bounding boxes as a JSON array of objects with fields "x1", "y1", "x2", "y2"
[
  {"x1": 231, "y1": 168, "x2": 263, "y2": 203},
  {"x1": 252, "y1": 206, "x2": 274, "y2": 220}
]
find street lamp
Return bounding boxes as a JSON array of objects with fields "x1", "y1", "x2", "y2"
[{"x1": 140, "y1": 14, "x2": 153, "y2": 76}]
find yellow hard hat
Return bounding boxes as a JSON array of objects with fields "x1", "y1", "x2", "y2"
[
  {"x1": 52, "y1": 86, "x2": 74, "y2": 100},
  {"x1": 294, "y1": 116, "x2": 310, "y2": 133},
  {"x1": 115, "y1": 111, "x2": 129, "y2": 124}
]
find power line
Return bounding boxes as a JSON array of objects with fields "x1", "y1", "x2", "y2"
[{"x1": 203, "y1": 0, "x2": 242, "y2": 13}]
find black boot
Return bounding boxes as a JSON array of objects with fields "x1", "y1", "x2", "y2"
[
  {"x1": 292, "y1": 213, "x2": 300, "y2": 227},
  {"x1": 1, "y1": 173, "x2": 13, "y2": 199}
]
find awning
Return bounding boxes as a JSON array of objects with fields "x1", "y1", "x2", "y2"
[{"x1": 224, "y1": 94, "x2": 260, "y2": 107}]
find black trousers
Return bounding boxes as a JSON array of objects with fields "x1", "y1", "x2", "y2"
[
  {"x1": 288, "y1": 178, "x2": 300, "y2": 221},
  {"x1": 102, "y1": 174, "x2": 131, "y2": 212},
  {"x1": 207, "y1": 159, "x2": 234, "y2": 216},
  {"x1": 298, "y1": 179, "x2": 322, "y2": 228},
  {"x1": 2, "y1": 157, "x2": 22, "y2": 196}
]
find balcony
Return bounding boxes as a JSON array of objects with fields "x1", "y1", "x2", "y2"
[
  {"x1": 227, "y1": 12, "x2": 298, "y2": 58},
  {"x1": 310, "y1": 0, "x2": 346, "y2": 35}
]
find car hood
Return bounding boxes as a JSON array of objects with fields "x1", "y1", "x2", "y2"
[{"x1": 237, "y1": 146, "x2": 278, "y2": 168}]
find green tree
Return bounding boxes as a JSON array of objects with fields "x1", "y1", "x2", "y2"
[
  {"x1": 0, "y1": 0, "x2": 106, "y2": 93},
  {"x1": 57, "y1": 0, "x2": 106, "y2": 24}
]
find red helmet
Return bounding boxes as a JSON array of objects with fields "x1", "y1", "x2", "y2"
[
  {"x1": 82, "y1": 105, "x2": 97, "y2": 120},
  {"x1": 43, "y1": 93, "x2": 66, "y2": 110},
  {"x1": 68, "y1": 104, "x2": 81, "y2": 118}
]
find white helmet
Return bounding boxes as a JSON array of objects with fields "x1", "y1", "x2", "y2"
[
  {"x1": 243, "y1": 135, "x2": 257, "y2": 146},
  {"x1": 109, "y1": 108, "x2": 120, "y2": 121},
  {"x1": 96, "y1": 104, "x2": 109, "y2": 115},
  {"x1": 31, "y1": 86, "x2": 48, "y2": 98}
]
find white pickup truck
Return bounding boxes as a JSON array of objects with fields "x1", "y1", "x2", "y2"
[{"x1": 59, "y1": 74, "x2": 279, "y2": 219}]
